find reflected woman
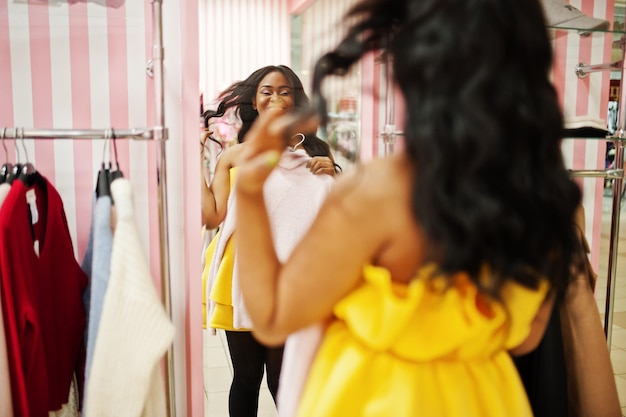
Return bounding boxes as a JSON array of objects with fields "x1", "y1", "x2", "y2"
[{"x1": 201, "y1": 65, "x2": 337, "y2": 417}]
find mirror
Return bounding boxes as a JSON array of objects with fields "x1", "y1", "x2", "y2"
[
  {"x1": 199, "y1": 1, "x2": 626, "y2": 417},
  {"x1": 199, "y1": 1, "x2": 376, "y2": 416}
]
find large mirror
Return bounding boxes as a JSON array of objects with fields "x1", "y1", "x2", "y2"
[
  {"x1": 199, "y1": 1, "x2": 626, "y2": 416},
  {"x1": 198, "y1": 1, "x2": 380, "y2": 416}
]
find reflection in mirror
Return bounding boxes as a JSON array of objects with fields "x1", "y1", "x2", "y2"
[
  {"x1": 290, "y1": 4, "x2": 362, "y2": 171},
  {"x1": 199, "y1": 1, "x2": 377, "y2": 416}
]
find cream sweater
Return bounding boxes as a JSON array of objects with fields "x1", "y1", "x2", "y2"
[
  {"x1": 84, "y1": 179, "x2": 174, "y2": 417},
  {"x1": 206, "y1": 149, "x2": 335, "y2": 330}
]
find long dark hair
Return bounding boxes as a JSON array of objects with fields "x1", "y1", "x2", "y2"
[
  {"x1": 203, "y1": 65, "x2": 339, "y2": 172},
  {"x1": 309, "y1": 0, "x2": 581, "y2": 297}
]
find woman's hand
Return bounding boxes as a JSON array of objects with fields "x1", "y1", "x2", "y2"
[
  {"x1": 200, "y1": 130, "x2": 214, "y2": 154},
  {"x1": 307, "y1": 156, "x2": 336, "y2": 176}
]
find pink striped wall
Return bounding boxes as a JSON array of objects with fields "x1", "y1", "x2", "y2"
[
  {"x1": 0, "y1": 0, "x2": 155, "y2": 271},
  {"x1": 0, "y1": 0, "x2": 194, "y2": 412},
  {"x1": 551, "y1": 0, "x2": 613, "y2": 275}
]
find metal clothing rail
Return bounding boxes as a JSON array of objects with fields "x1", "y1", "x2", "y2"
[
  {"x1": 1, "y1": 127, "x2": 155, "y2": 140},
  {"x1": 570, "y1": 168, "x2": 623, "y2": 179},
  {"x1": 3, "y1": 0, "x2": 176, "y2": 415},
  {"x1": 566, "y1": 34, "x2": 626, "y2": 348}
]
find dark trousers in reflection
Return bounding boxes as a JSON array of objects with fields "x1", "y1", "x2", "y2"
[{"x1": 225, "y1": 330, "x2": 284, "y2": 417}]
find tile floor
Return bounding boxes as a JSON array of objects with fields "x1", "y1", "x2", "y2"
[{"x1": 203, "y1": 193, "x2": 626, "y2": 417}]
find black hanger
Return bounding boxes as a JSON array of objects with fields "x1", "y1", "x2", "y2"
[
  {"x1": 0, "y1": 128, "x2": 12, "y2": 185},
  {"x1": 7, "y1": 128, "x2": 24, "y2": 185},
  {"x1": 95, "y1": 162, "x2": 111, "y2": 197},
  {"x1": 109, "y1": 129, "x2": 124, "y2": 182},
  {"x1": 16, "y1": 128, "x2": 38, "y2": 187},
  {"x1": 95, "y1": 130, "x2": 112, "y2": 197}
]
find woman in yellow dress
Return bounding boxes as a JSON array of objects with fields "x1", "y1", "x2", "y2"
[
  {"x1": 233, "y1": 1, "x2": 585, "y2": 416},
  {"x1": 201, "y1": 65, "x2": 338, "y2": 417}
]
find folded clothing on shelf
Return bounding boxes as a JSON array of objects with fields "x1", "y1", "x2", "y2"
[
  {"x1": 541, "y1": 0, "x2": 610, "y2": 32},
  {"x1": 563, "y1": 116, "x2": 609, "y2": 138}
]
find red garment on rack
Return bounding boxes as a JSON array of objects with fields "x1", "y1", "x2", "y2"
[{"x1": 0, "y1": 177, "x2": 87, "y2": 416}]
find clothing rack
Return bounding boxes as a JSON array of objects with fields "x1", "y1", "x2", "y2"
[
  {"x1": 1, "y1": 0, "x2": 176, "y2": 415},
  {"x1": 1, "y1": 128, "x2": 154, "y2": 140}
]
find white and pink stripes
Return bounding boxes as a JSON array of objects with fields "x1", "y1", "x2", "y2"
[{"x1": 0, "y1": 0, "x2": 158, "y2": 279}]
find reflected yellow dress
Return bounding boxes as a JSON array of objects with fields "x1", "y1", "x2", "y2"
[
  {"x1": 201, "y1": 167, "x2": 250, "y2": 331},
  {"x1": 202, "y1": 231, "x2": 242, "y2": 329},
  {"x1": 295, "y1": 264, "x2": 549, "y2": 417}
]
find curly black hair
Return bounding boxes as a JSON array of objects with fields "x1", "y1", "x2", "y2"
[
  {"x1": 203, "y1": 65, "x2": 340, "y2": 173},
  {"x1": 310, "y1": 0, "x2": 581, "y2": 297}
]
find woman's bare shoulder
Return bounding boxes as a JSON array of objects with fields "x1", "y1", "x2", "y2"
[
  {"x1": 216, "y1": 143, "x2": 246, "y2": 168},
  {"x1": 324, "y1": 154, "x2": 413, "y2": 224},
  {"x1": 334, "y1": 154, "x2": 411, "y2": 197}
]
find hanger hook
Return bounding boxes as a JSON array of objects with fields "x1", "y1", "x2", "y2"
[
  {"x1": 111, "y1": 128, "x2": 119, "y2": 169},
  {"x1": 13, "y1": 128, "x2": 21, "y2": 163},
  {"x1": 102, "y1": 128, "x2": 112, "y2": 166},
  {"x1": 19, "y1": 128, "x2": 29, "y2": 163},
  {"x1": 0, "y1": 128, "x2": 6, "y2": 163}
]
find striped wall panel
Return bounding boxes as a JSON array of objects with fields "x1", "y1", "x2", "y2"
[
  {"x1": 552, "y1": 0, "x2": 614, "y2": 276},
  {"x1": 0, "y1": 0, "x2": 155, "y2": 276},
  {"x1": 0, "y1": 1, "x2": 201, "y2": 416}
]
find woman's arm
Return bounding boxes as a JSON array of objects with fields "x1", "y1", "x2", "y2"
[
  {"x1": 234, "y1": 110, "x2": 380, "y2": 345},
  {"x1": 201, "y1": 143, "x2": 241, "y2": 229}
]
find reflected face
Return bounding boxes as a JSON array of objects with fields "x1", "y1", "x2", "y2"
[{"x1": 253, "y1": 71, "x2": 294, "y2": 118}]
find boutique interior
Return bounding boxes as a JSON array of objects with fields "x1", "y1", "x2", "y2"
[{"x1": 1, "y1": 0, "x2": 626, "y2": 416}]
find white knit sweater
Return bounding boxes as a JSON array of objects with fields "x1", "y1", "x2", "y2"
[{"x1": 84, "y1": 179, "x2": 175, "y2": 417}]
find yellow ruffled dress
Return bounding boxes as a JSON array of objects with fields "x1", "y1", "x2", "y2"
[
  {"x1": 295, "y1": 264, "x2": 549, "y2": 417},
  {"x1": 202, "y1": 230, "x2": 241, "y2": 330}
]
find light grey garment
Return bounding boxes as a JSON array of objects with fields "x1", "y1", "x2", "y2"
[
  {"x1": 81, "y1": 193, "x2": 96, "y2": 338},
  {"x1": 84, "y1": 195, "x2": 113, "y2": 390}
]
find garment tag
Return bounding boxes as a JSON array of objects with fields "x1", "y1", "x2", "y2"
[{"x1": 26, "y1": 189, "x2": 39, "y2": 225}]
